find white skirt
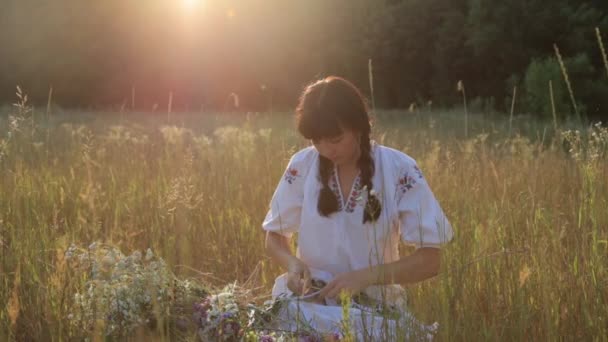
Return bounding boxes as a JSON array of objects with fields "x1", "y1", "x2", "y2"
[{"x1": 270, "y1": 269, "x2": 438, "y2": 340}]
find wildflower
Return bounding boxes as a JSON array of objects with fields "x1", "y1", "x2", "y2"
[
  {"x1": 145, "y1": 248, "x2": 154, "y2": 261},
  {"x1": 220, "y1": 319, "x2": 240, "y2": 336},
  {"x1": 298, "y1": 333, "x2": 321, "y2": 342},
  {"x1": 65, "y1": 244, "x2": 77, "y2": 259},
  {"x1": 260, "y1": 335, "x2": 275, "y2": 342},
  {"x1": 101, "y1": 255, "x2": 115, "y2": 268},
  {"x1": 130, "y1": 251, "x2": 142, "y2": 262}
]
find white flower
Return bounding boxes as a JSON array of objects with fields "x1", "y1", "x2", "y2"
[
  {"x1": 101, "y1": 255, "x2": 115, "y2": 268},
  {"x1": 145, "y1": 248, "x2": 154, "y2": 261},
  {"x1": 65, "y1": 244, "x2": 77, "y2": 259},
  {"x1": 212, "y1": 292, "x2": 232, "y2": 304},
  {"x1": 130, "y1": 251, "x2": 142, "y2": 262}
]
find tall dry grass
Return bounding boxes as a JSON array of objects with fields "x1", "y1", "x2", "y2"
[{"x1": 0, "y1": 100, "x2": 606, "y2": 340}]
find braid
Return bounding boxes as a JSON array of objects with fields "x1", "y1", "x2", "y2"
[
  {"x1": 358, "y1": 135, "x2": 382, "y2": 223},
  {"x1": 317, "y1": 155, "x2": 340, "y2": 216}
]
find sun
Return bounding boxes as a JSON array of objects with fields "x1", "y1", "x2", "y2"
[{"x1": 182, "y1": 0, "x2": 201, "y2": 10}]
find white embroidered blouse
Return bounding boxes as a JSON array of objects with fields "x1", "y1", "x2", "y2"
[{"x1": 262, "y1": 142, "x2": 454, "y2": 302}]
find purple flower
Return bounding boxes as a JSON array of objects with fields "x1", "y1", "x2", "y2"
[
  {"x1": 193, "y1": 298, "x2": 211, "y2": 313},
  {"x1": 192, "y1": 299, "x2": 211, "y2": 327},
  {"x1": 175, "y1": 318, "x2": 189, "y2": 331},
  {"x1": 192, "y1": 311, "x2": 207, "y2": 327},
  {"x1": 260, "y1": 335, "x2": 275, "y2": 342},
  {"x1": 219, "y1": 320, "x2": 240, "y2": 337},
  {"x1": 298, "y1": 334, "x2": 321, "y2": 342}
]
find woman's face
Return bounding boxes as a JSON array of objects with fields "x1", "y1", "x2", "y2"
[{"x1": 312, "y1": 129, "x2": 360, "y2": 166}]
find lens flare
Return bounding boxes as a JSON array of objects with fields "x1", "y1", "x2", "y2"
[{"x1": 182, "y1": 0, "x2": 200, "y2": 10}]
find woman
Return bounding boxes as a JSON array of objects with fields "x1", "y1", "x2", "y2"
[{"x1": 263, "y1": 76, "x2": 453, "y2": 340}]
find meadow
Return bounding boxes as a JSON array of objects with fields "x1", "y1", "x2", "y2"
[{"x1": 0, "y1": 99, "x2": 607, "y2": 340}]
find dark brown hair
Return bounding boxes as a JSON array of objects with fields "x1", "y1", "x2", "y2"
[{"x1": 295, "y1": 76, "x2": 381, "y2": 223}]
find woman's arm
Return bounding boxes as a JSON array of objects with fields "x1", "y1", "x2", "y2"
[
  {"x1": 264, "y1": 231, "x2": 296, "y2": 270},
  {"x1": 369, "y1": 247, "x2": 440, "y2": 285},
  {"x1": 318, "y1": 247, "x2": 441, "y2": 299},
  {"x1": 265, "y1": 231, "x2": 312, "y2": 295}
]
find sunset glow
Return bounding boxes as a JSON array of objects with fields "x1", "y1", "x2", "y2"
[{"x1": 182, "y1": 0, "x2": 201, "y2": 10}]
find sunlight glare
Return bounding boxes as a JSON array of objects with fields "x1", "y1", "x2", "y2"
[{"x1": 182, "y1": 0, "x2": 201, "y2": 10}]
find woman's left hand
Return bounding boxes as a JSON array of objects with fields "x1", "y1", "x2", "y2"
[{"x1": 318, "y1": 269, "x2": 374, "y2": 300}]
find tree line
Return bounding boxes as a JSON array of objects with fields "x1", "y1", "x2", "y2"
[{"x1": 1, "y1": 0, "x2": 607, "y2": 118}]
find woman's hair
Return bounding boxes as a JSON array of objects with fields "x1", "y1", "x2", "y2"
[{"x1": 295, "y1": 76, "x2": 381, "y2": 223}]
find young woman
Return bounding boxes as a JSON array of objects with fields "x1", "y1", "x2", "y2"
[{"x1": 263, "y1": 76, "x2": 453, "y2": 339}]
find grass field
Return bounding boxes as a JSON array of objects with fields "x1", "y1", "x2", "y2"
[{"x1": 0, "y1": 102, "x2": 607, "y2": 340}]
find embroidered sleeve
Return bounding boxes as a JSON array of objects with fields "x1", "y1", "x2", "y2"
[
  {"x1": 396, "y1": 165, "x2": 424, "y2": 198},
  {"x1": 262, "y1": 149, "x2": 312, "y2": 238},
  {"x1": 396, "y1": 161, "x2": 454, "y2": 248},
  {"x1": 284, "y1": 167, "x2": 301, "y2": 184}
]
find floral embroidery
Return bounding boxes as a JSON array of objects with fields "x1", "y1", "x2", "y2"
[
  {"x1": 329, "y1": 172, "x2": 343, "y2": 211},
  {"x1": 345, "y1": 176, "x2": 363, "y2": 213},
  {"x1": 329, "y1": 171, "x2": 363, "y2": 213},
  {"x1": 397, "y1": 165, "x2": 424, "y2": 194},
  {"x1": 398, "y1": 171, "x2": 417, "y2": 194},
  {"x1": 284, "y1": 167, "x2": 300, "y2": 184},
  {"x1": 413, "y1": 165, "x2": 424, "y2": 179}
]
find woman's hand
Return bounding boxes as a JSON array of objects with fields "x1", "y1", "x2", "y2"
[
  {"x1": 286, "y1": 256, "x2": 312, "y2": 295},
  {"x1": 265, "y1": 232, "x2": 311, "y2": 295},
  {"x1": 318, "y1": 269, "x2": 374, "y2": 300},
  {"x1": 318, "y1": 248, "x2": 440, "y2": 300}
]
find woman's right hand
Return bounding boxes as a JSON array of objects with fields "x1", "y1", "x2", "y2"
[{"x1": 286, "y1": 256, "x2": 312, "y2": 295}]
